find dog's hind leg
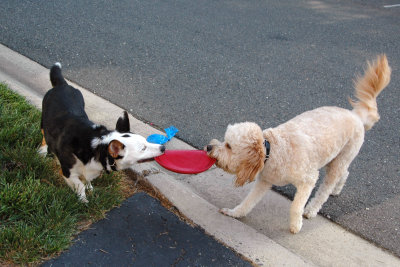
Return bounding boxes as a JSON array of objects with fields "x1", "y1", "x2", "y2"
[
  {"x1": 303, "y1": 137, "x2": 362, "y2": 219},
  {"x1": 331, "y1": 170, "x2": 349, "y2": 196},
  {"x1": 220, "y1": 178, "x2": 272, "y2": 218},
  {"x1": 303, "y1": 162, "x2": 347, "y2": 219},
  {"x1": 331, "y1": 139, "x2": 363, "y2": 196}
]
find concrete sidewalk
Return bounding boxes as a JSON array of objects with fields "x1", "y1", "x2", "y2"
[{"x1": 1, "y1": 43, "x2": 399, "y2": 266}]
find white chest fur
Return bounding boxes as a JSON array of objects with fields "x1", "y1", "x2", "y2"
[{"x1": 70, "y1": 157, "x2": 104, "y2": 182}]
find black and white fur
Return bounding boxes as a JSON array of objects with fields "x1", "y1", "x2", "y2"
[{"x1": 39, "y1": 63, "x2": 165, "y2": 203}]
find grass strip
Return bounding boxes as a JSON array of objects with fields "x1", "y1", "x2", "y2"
[{"x1": 0, "y1": 83, "x2": 124, "y2": 264}]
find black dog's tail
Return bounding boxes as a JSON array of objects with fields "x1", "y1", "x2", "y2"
[{"x1": 50, "y1": 62, "x2": 67, "y2": 87}]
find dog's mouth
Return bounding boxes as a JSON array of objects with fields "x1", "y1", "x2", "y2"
[
  {"x1": 206, "y1": 148, "x2": 219, "y2": 161},
  {"x1": 137, "y1": 158, "x2": 155, "y2": 163}
]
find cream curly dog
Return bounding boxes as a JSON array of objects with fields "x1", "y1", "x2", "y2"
[{"x1": 206, "y1": 55, "x2": 391, "y2": 234}]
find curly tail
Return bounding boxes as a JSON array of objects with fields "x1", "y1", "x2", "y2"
[
  {"x1": 350, "y1": 54, "x2": 391, "y2": 130},
  {"x1": 50, "y1": 62, "x2": 67, "y2": 87}
]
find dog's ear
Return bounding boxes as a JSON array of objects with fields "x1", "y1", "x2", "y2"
[
  {"x1": 116, "y1": 111, "x2": 130, "y2": 133},
  {"x1": 235, "y1": 158, "x2": 264, "y2": 187},
  {"x1": 234, "y1": 142, "x2": 265, "y2": 187},
  {"x1": 108, "y1": 140, "x2": 125, "y2": 158}
]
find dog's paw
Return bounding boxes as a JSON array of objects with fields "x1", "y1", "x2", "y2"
[
  {"x1": 331, "y1": 187, "x2": 343, "y2": 196},
  {"x1": 79, "y1": 196, "x2": 89, "y2": 204},
  {"x1": 303, "y1": 208, "x2": 317, "y2": 219},
  {"x1": 37, "y1": 145, "x2": 48, "y2": 157},
  {"x1": 86, "y1": 182, "x2": 93, "y2": 191},
  {"x1": 290, "y1": 220, "x2": 302, "y2": 234},
  {"x1": 219, "y1": 208, "x2": 242, "y2": 218}
]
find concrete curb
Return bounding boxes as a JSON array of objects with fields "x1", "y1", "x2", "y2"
[
  {"x1": 144, "y1": 170, "x2": 311, "y2": 266},
  {"x1": 1, "y1": 43, "x2": 399, "y2": 266}
]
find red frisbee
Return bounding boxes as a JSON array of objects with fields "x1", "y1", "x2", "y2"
[{"x1": 155, "y1": 150, "x2": 216, "y2": 174}]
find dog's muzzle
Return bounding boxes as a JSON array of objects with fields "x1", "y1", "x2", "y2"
[{"x1": 206, "y1": 145, "x2": 213, "y2": 152}]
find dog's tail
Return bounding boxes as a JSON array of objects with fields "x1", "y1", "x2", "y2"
[
  {"x1": 50, "y1": 62, "x2": 67, "y2": 87},
  {"x1": 349, "y1": 54, "x2": 391, "y2": 130}
]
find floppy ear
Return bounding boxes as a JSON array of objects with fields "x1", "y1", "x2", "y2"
[
  {"x1": 235, "y1": 158, "x2": 264, "y2": 187},
  {"x1": 108, "y1": 140, "x2": 125, "y2": 158},
  {"x1": 116, "y1": 111, "x2": 130, "y2": 133},
  {"x1": 234, "y1": 141, "x2": 265, "y2": 187}
]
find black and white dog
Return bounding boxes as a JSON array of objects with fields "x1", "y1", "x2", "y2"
[{"x1": 39, "y1": 63, "x2": 165, "y2": 203}]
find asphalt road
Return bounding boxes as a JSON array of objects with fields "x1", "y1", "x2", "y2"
[
  {"x1": 1, "y1": 0, "x2": 399, "y2": 257},
  {"x1": 41, "y1": 192, "x2": 251, "y2": 267}
]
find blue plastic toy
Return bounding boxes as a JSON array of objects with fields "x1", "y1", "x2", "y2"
[{"x1": 147, "y1": 126, "x2": 179, "y2": 145}]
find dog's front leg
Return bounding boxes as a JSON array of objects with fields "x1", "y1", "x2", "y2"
[
  {"x1": 85, "y1": 181, "x2": 93, "y2": 191},
  {"x1": 220, "y1": 178, "x2": 272, "y2": 218},
  {"x1": 38, "y1": 129, "x2": 48, "y2": 156},
  {"x1": 290, "y1": 183, "x2": 314, "y2": 234},
  {"x1": 64, "y1": 175, "x2": 88, "y2": 203}
]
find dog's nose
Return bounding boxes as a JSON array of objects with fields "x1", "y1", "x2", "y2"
[
  {"x1": 206, "y1": 145, "x2": 213, "y2": 152},
  {"x1": 160, "y1": 145, "x2": 166, "y2": 153}
]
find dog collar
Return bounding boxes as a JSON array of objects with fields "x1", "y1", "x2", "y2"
[
  {"x1": 107, "y1": 155, "x2": 123, "y2": 172},
  {"x1": 264, "y1": 139, "x2": 270, "y2": 163}
]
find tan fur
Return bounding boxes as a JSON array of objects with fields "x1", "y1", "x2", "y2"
[
  {"x1": 40, "y1": 129, "x2": 47, "y2": 147},
  {"x1": 37, "y1": 129, "x2": 48, "y2": 156},
  {"x1": 207, "y1": 55, "x2": 391, "y2": 234},
  {"x1": 235, "y1": 138, "x2": 265, "y2": 187},
  {"x1": 350, "y1": 54, "x2": 391, "y2": 130},
  {"x1": 108, "y1": 140, "x2": 124, "y2": 158}
]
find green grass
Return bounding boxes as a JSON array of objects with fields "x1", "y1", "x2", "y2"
[{"x1": 0, "y1": 83, "x2": 124, "y2": 265}]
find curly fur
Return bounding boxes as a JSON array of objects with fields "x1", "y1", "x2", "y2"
[{"x1": 207, "y1": 55, "x2": 391, "y2": 234}]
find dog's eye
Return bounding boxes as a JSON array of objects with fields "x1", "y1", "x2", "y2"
[
  {"x1": 225, "y1": 143, "x2": 231, "y2": 149},
  {"x1": 141, "y1": 146, "x2": 147, "y2": 152}
]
